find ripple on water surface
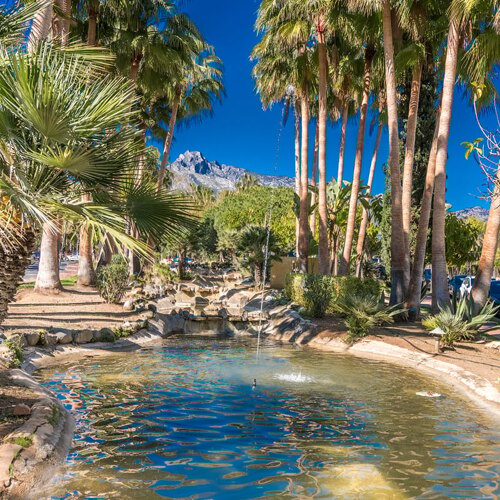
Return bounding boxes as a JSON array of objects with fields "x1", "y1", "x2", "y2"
[{"x1": 36, "y1": 337, "x2": 500, "y2": 499}]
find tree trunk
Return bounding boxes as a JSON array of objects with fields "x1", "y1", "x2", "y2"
[
  {"x1": 298, "y1": 92, "x2": 310, "y2": 273},
  {"x1": 77, "y1": 220, "x2": 96, "y2": 286},
  {"x1": 432, "y1": 19, "x2": 460, "y2": 313},
  {"x1": 471, "y1": 169, "x2": 500, "y2": 312},
  {"x1": 157, "y1": 85, "x2": 182, "y2": 190},
  {"x1": 317, "y1": 23, "x2": 329, "y2": 275},
  {"x1": 401, "y1": 62, "x2": 422, "y2": 290},
  {"x1": 294, "y1": 104, "x2": 301, "y2": 258},
  {"x1": 337, "y1": 104, "x2": 348, "y2": 186},
  {"x1": 254, "y1": 263, "x2": 263, "y2": 288},
  {"x1": 382, "y1": 0, "x2": 405, "y2": 305},
  {"x1": 130, "y1": 55, "x2": 142, "y2": 83},
  {"x1": 0, "y1": 231, "x2": 36, "y2": 324},
  {"x1": 406, "y1": 104, "x2": 441, "y2": 319},
  {"x1": 339, "y1": 44, "x2": 374, "y2": 276},
  {"x1": 88, "y1": 4, "x2": 98, "y2": 46},
  {"x1": 28, "y1": 2, "x2": 53, "y2": 47},
  {"x1": 35, "y1": 222, "x2": 63, "y2": 292},
  {"x1": 355, "y1": 118, "x2": 383, "y2": 275},
  {"x1": 310, "y1": 120, "x2": 319, "y2": 238},
  {"x1": 178, "y1": 249, "x2": 186, "y2": 280}
]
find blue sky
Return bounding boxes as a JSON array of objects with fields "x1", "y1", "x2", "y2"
[{"x1": 166, "y1": 0, "x2": 495, "y2": 211}]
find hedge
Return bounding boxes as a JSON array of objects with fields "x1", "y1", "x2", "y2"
[{"x1": 284, "y1": 273, "x2": 381, "y2": 318}]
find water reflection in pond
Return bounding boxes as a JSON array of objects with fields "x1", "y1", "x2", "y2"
[{"x1": 36, "y1": 337, "x2": 500, "y2": 499}]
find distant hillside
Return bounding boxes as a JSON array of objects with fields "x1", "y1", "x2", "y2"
[
  {"x1": 453, "y1": 206, "x2": 489, "y2": 221},
  {"x1": 169, "y1": 151, "x2": 295, "y2": 192}
]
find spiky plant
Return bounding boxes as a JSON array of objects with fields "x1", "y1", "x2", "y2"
[
  {"x1": 422, "y1": 295, "x2": 500, "y2": 347},
  {"x1": 335, "y1": 292, "x2": 400, "y2": 343}
]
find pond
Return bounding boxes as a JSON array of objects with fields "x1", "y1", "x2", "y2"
[{"x1": 36, "y1": 337, "x2": 500, "y2": 499}]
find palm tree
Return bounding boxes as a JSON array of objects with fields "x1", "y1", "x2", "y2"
[
  {"x1": 381, "y1": 0, "x2": 406, "y2": 305},
  {"x1": 253, "y1": 4, "x2": 315, "y2": 272},
  {"x1": 338, "y1": 41, "x2": 376, "y2": 275},
  {"x1": 0, "y1": 41, "x2": 195, "y2": 318},
  {"x1": 156, "y1": 46, "x2": 224, "y2": 190},
  {"x1": 355, "y1": 95, "x2": 385, "y2": 274},
  {"x1": 430, "y1": 16, "x2": 461, "y2": 312}
]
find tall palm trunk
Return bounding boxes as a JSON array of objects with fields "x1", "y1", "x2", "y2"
[
  {"x1": 294, "y1": 104, "x2": 301, "y2": 258},
  {"x1": 77, "y1": 195, "x2": 96, "y2": 286},
  {"x1": 471, "y1": 169, "x2": 500, "y2": 312},
  {"x1": 406, "y1": 103, "x2": 441, "y2": 319},
  {"x1": 297, "y1": 91, "x2": 310, "y2": 273},
  {"x1": 55, "y1": 0, "x2": 71, "y2": 46},
  {"x1": 317, "y1": 22, "x2": 329, "y2": 275},
  {"x1": 0, "y1": 231, "x2": 35, "y2": 324},
  {"x1": 401, "y1": 62, "x2": 422, "y2": 290},
  {"x1": 28, "y1": 2, "x2": 53, "y2": 48},
  {"x1": 157, "y1": 84, "x2": 182, "y2": 190},
  {"x1": 35, "y1": 222, "x2": 62, "y2": 292},
  {"x1": 88, "y1": 3, "x2": 98, "y2": 46},
  {"x1": 339, "y1": 44, "x2": 374, "y2": 276},
  {"x1": 382, "y1": 0, "x2": 405, "y2": 305},
  {"x1": 432, "y1": 19, "x2": 460, "y2": 313},
  {"x1": 355, "y1": 118, "x2": 383, "y2": 276},
  {"x1": 337, "y1": 104, "x2": 348, "y2": 186},
  {"x1": 77, "y1": 6, "x2": 98, "y2": 284},
  {"x1": 310, "y1": 120, "x2": 319, "y2": 237}
]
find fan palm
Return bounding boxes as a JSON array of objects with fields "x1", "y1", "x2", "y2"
[
  {"x1": 156, "y1": 46, "x2": 224, "y2": 190},
  {"x1": 0, "y1": 42, "x2": 195, "y2": 317}
]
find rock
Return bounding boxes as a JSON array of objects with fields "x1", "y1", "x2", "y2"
[
  {"x1": 130, "y1": 287, "x2": 143, "y2": 296},
  {"x1": 43, "y1": 333, "x2": 58, "y2": 346},
  {"x1": 485, "y1": 341, "x2": 500, "y2": 350},
  {"x1": 24, "y1": 332, "x2": 40, "y2": 347},
  {"x1": 94, "y1": 328, "x2": 116, "y2": 343},
  {"x1": 147, "y1": 302, "x2": 158, "y2": 313},
  {"x1": 181, "y1": 310, "x2": 191, "y2": 320},
  {"x1": 13, "y1": 403, "x2": 31, "y2": 416},
  {"x1": 54, "y1": 332, "x2": 72, "y2": 344},
  {"x1": 123, "y1": 300, "x2": 135, "y2": 311},
  {"x1": 218, "y1": 308, "x2": 229, "y2": 320},
  {"x1": 73, "y1": 329, "x2": 94, "y2": 344},
  {"x1": 141, "y1": 310, "x2": 155, "y2": 320}
]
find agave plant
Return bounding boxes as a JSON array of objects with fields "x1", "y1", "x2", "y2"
[
  {"x1": 335, "y1": 291, "x2": 401, "y2": 343},
  {"x1": 0, "y1": 38, "x2": 195, "y2": 321},
  {"x1": 422, "y1": 295, "x2": 499, "y2": 347}
]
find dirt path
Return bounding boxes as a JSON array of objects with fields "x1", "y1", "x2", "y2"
[
  {"x1": 314, "y1": 316, "x2": 500, "y2": 390},
  {"x1": 2, "y1": 286, "x2": 141, "y2": 334}
]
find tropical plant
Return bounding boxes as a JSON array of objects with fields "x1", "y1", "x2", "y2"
[
  {"x1": 422, "y1": 296, "x2": 499, "y2": 347},
  {"x1": 236, "y1": 224, "x2": 281, "y2": 287},
  {"x1": 0, "y1": 41, "x2": 195, "y2": 320},
  {"x1": 335, "y1": 291, "x2": 400, "y2": 343}
]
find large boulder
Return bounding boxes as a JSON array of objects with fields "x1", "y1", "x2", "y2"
[
  {"x1": 43, "y1": 333, "x2": 58, "y2": 346},
  {"x1": 93, "y1": 328, "x2": 116, "y2": 343},
  {"x1": 73, "y1": 329, "x2": 94, "y2": 344},
  {"x1": 54, "y1": 332, "x2": 72, "y2": 344},
  {"x1": 24, "y1": 332, "x2": 40, "y2": 347}
]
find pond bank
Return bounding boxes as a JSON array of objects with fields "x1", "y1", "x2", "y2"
[
  {"x1": 1, "y1": 286, "x2": 500, "y2": 496},
  {"x1": 264, "y1": 307, "x2": 500, "y2": 419}
]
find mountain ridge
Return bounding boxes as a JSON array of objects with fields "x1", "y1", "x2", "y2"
[{"x1": 169, "y1": 151, "x2": 295, "y2": 192}]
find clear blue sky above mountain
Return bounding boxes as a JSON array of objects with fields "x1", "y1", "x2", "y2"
[{"x1": 163, "y1": 1, "x2": 496, "y2": 211}]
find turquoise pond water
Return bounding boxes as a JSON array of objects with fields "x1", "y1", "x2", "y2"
[{"x1": 35, "y1": 337, "x2": 500, "y2": 499}]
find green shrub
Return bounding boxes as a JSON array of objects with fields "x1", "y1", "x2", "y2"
[
  {"x1": 335, "y1": 291, "x2": 400, "y2": 343},
  {"x1": 96, "y1": 255, "x2": 130, "y2": 303},
  {"x1": 302, "y1": 275, "x2": 333, "y2": 318},
  {"x1": 284, "y1": 273, "x2": 381, "y2": 317},
  {"x1": 4, "y1": 335, "x2": 24, "y2": 367},
  {"x1": 422, "y1": 296, "x2": 499, "y2": 347}
]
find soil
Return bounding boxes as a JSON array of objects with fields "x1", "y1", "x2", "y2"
[
  {"x1": 313, "y1": 316, "x2": 500, "y2": 390},
  {"x1": 2, "y1": 286, "x2": 142, "y2": 333}
]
